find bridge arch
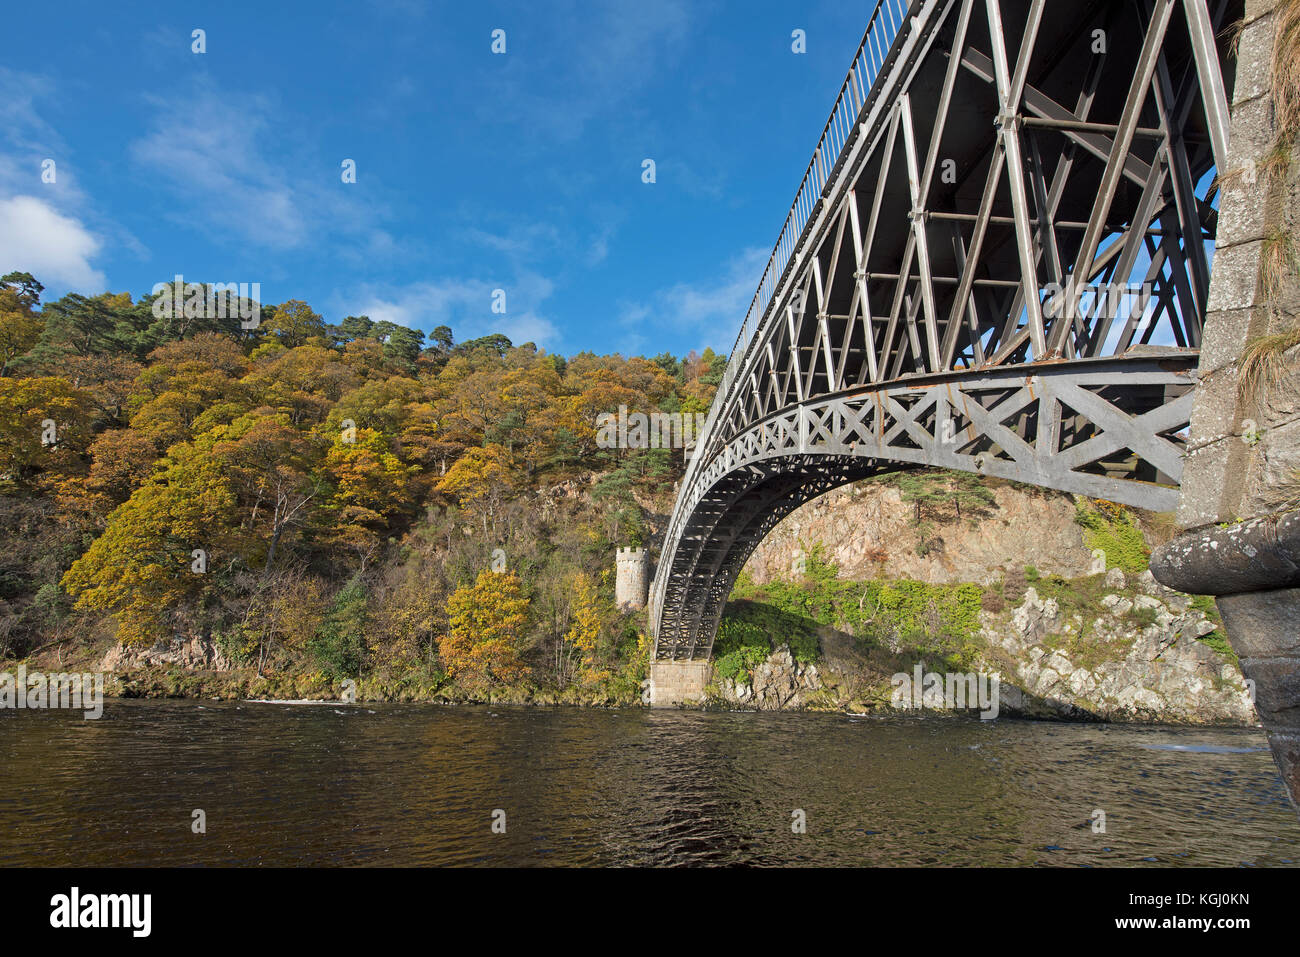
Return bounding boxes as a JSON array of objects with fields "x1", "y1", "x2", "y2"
[{"x1": 654, "y1": 354, "x2": 1196, "y2": 660}]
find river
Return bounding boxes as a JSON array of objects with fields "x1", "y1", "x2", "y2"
[{"x1": 2, "y1": 700, "x2": 1297, "y2": 866}]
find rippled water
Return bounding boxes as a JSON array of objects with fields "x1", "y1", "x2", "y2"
[{"x1": 2, "y1": 700, "x2": 1298, "y2": 866}]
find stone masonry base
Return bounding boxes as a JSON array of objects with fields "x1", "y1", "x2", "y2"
[{"x1": 649, "y1": 660, "x2": 711, "y2": 707}]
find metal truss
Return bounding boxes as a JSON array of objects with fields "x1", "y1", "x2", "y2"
[{"x1": 651, "y1": 0, "x2": 1241, "y2": 660}]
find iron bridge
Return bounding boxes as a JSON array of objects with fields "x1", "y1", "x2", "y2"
[{"x1": 651, "y1": 0, "x2": 1241, "y2": 661}]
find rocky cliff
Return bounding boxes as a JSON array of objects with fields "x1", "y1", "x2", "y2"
[
  {"x1": 711, "y1": 574, "x2": 1254, "y2": 724},
  {"x1": 709, "y1": 475, "x2": 1256, "y2": 726},
  {"x1": 742, "y1": 478, "x2": 1099, "y2": 585},
  {"x1": 984, "y1": 573, "x2": 1253, "y2": 723}
]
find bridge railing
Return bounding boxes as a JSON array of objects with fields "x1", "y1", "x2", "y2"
[
  {"x1": 693, "y1": 0, "x2": 910, "y2": 471},
  {"x1": 655, "y1": 0, "x2": 914, "y2": 629}
]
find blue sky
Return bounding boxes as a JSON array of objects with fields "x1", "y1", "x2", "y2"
[{"x1": 0, "y1": 0, "x2": 876, "y2": 359}]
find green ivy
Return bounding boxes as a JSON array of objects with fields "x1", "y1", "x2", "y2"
[
  {"x1": 1074, "y1": 499, "x2": 1151, "y2": 574},
  {"x1": 712, "y1": 616, "x2": 774, "y2": 682}
]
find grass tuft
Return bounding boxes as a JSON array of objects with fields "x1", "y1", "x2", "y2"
[
  {"x1": 1271, "y1": 0, "x2": 1300, "y2": 146},
  {"x1": 1239, "y1": 324, "x2": 1300, "y2": 399}
]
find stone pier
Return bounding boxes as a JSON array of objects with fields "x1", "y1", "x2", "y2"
[
  {"x1": 1151, "y1": 0, "x2": 1300, "y2": 811},
  {"x1": 648, "y1": 660, "x2": 711, "y2": 707}
]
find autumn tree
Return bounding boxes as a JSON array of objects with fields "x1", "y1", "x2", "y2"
[
  {"x1": 69, "y1": 428, "x2": 160, "y2": 519},
  {"x1": 440, "y1": 361, "x2": 507, "y2": 441},
  {"x1": 435, "y1": 443, "x2": 516, "y2": 538},
  {"x1": 329, "y1": 376, "x2": 420, "y2": 436},
  {"x1": 565, "y1": 571, "x2": 610, "y2": 685},
  {"x1": 243, "y1": 344, "x2": 357, "y2": 427},
  {"x1": 0, "y1": 285, "x2": 43, "y2": 377},
  {"x1": 61, "y1": 444, "x2": 238, "y2": 645},
  {"x1": 395, "y1": 398, "x2": 456, "y2": 479},
  {"x1": 369, "y1": 555, "x2": 446, "y2": 669},
  {"x1": 321, "y1": 428, "x2": 418, "y2": 561},
  {"x1": 495, "y1": 359, "x2": 561, "y2": 464},
  {"x1": 234, "y1": 566, "x2": 327, "y2": 676},
  {"x1": 0, "y1": 376, "x2": 90, "y2": 488},
  {"x1": 129, "y1": 334, "x2": 250, "y2": 449},
  {"x1": 208, "y1": 411, "x2": 322, "y2": 575},
  {"x1": 58, "y1": 353, "x2": 142, "y2": 427},
  {"x1": 438, "y1": 568, "x2": 530, "y2": 686},
  {"x1": 265, "y1": 299, "x2": 326, "y2": 349},
  {"x1": 4, "y1": 267, "x2": 717, "y2": 696}
]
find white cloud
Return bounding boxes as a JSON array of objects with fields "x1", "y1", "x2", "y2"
[
  {"x1": 0, "y1": 67, "x2": 138, "y2": 287},
  {"x1": 0, "y1": 195, "x2": 105, "y2": 291}
]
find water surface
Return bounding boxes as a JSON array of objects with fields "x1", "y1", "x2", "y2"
[{"x1": 2, "y1": 701, "x2": 1297, "y2": 866}]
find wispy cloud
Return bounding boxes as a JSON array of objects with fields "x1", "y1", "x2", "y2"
[
  {"x1": 0, "y1": 68, "x2": 60, "y2": 158},
  {"x1": 616, "y1": 246, "x2": 767, "y2": 355},
  {"x1": 463, "y1": 222, "x2": 564, "y2": 261},
  {"x1": 0, "y1": 196, "x2": 105, "y2": 290},
  {"x1": 460, "y1": 210, "x2": 623, "y2": 271},
  {"x1": 365, "y1": 0, "x2": 430, "y2": 18},
  {"x1": 471, "y1": 0, "x2": 692, "y2": 144},
  {"x1": 583, "y1": 205, "x2": 624, "y2": 266},
  {"x1": 128, "y1": 79, "x2": 392, "y2": 254}
]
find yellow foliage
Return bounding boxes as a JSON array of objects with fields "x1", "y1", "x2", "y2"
[
  {"x1": 61, "y1": 444, "x2": 237, "y2": 645},
  {"x1": 439, "y1": 569, "x2": 530, "y2": 686},
  {"x1": 565, "y1": 572, "x2": 608, "y2": 684},
  {"x1": 435, "y1": 444, "x2": 515, "y2": 506}
]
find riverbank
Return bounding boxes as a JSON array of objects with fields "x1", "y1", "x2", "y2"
[{"x1": 3, "y1": 561, "x2": 1255, "y2": 726}]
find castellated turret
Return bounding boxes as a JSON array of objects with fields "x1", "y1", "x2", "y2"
[{"x1": 615, "y1": 547, "x2": 649, "y2": 611}]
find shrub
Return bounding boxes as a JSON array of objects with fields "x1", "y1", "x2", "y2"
[{"x1": 309, "y1": 576, "x2": 368, "y2": 679}]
